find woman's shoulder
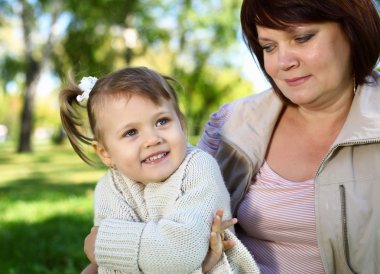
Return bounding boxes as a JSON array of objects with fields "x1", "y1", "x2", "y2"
[
  {"x1": 206, "y1": 88, "x2": 276, "y2": 127},
  {"x1": 198, "y1": 88, "x2": 277, "y2": 155}
]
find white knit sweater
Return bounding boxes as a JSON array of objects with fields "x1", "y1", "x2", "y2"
[{"x1": 93, "y1": 145, "x2": 259, "y2": 274}]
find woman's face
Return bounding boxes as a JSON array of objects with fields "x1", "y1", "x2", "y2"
[{"x1": 257, "y1": 22, "x2": 353, "y2": 108}]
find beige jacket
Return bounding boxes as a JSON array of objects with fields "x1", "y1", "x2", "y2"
[{"x1": 203, "y1": 72, "x2": 380, "y2": 274}]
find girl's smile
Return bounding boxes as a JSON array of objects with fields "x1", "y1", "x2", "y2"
[
  {"x1": 142, "y1": 151, "x2": 169, "y2": 164},
  {"x1": 94, "y1": 94, "x2": 187, "y2": 185}
]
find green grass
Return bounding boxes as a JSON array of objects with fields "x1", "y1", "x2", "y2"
[{"x1": 0, "y1": 141, "x2": 106, "y2": 273}]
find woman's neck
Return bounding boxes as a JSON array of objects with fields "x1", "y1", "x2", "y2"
[{"x1": 290, "y1": 90, "x2": 354, "y2": 131}]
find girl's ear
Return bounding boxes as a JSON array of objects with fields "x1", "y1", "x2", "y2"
[{"x1": 92, "y1": 141, "x2": 113, "y2": 167}]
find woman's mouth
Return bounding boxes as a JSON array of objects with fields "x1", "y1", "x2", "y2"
[{"x1": 285, "y1": 75, "x2": 311, "y2": 86}]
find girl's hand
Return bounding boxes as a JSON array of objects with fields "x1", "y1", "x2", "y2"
[
  {"x1": 81, "y1": 263, "x2": 98, "y2": 274},
  {"x1": 84, "y1": 226, "x2": 99, "y2": 264},
  {"x1": 202, "y1": 208, "x2": 237, "y2": 273}
]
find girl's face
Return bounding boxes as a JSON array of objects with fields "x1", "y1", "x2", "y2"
[
  {"x1": 94, "y1": 94, "x2": 187, "y2": 184},
  {"x1": 258, "y1": 22, "x2": 353, "y2": 108}
]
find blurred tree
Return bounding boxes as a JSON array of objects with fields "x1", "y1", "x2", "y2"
[
  {"x1": 134, "y1": 0, "x2": 250, "y2": 136},
  {"x1": 0, "y1": 0, "x2": 253, "y2": 151},
  {"x1": 0, "y1": 0, "x2": 155, "y2": 151},
  {"x1": 0, "y1": 1, "x2": 68, "y2": 151},
  {"x1": 17, "y1": 0, "x2": 62, "y2": 152}
]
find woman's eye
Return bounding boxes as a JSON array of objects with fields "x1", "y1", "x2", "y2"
[
  {"x1": 295, "y1": 33, "x2": 314, "y2": 43},
  {"x1": 124, "y1": 129, "x2": 137, "y2": 137},
  {"x1": 262, "y1": 44, "x2": 274, "y2": 53},
  {"x1": 156, "y1": 118, "x2": 170, "y2": 127}
]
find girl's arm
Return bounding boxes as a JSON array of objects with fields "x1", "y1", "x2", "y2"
[
  {"x1": 84, "y1": 210, "x2": 237, "y2": 273},
  {"x1": 81, "y1": 263, "x2": 98, "y2": 274},
  {"x1": 93, "y1": 150, "x2": 234, "y2": 273},
  {"x1": 202, "y1": 208, "x2": 237, "y2": 273}
]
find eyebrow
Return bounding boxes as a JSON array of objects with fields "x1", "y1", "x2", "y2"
[{"x1": 258, "y1": 37, "x2": 273, "y2": 43}]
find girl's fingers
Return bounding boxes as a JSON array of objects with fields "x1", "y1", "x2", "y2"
[
  {"x1": 222, "y1": 239, "x2": 236, "y2": 251},
  {"x1": 210, "y1": 231, "x2": 222, "y2": 251},
  {"x1": 220, "y1": 218, "x2": 238, "y2": 231},
  {"x1": 212, "y1": 208, "x2": 238, "y2": 233},
  {"x1": 211, "y1": 210, "x2": 223, "y2": 233}
]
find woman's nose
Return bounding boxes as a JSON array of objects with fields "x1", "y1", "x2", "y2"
[{"x1": 277, "y1": 46, "x2": 298, "y2": 71}]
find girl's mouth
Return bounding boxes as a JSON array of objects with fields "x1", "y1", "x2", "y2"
[{"x1": 143, "y1": 152, "x2": 168, "y2": 164}]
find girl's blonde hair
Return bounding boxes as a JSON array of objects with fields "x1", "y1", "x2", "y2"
[{"x1": 59, "y1": 66, "x2": 185, "y2": 166}]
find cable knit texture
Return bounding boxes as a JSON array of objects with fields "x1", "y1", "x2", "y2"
[{"x1": 93, "y1": 145, "x2": 259, "y2": 273}]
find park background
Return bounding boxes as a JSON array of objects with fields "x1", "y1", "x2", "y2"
[{"x1": 0, "y1": 1, "x2": 378, "y2": 273}]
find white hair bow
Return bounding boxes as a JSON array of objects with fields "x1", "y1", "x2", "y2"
[{"x1": 76, "y1": 76, "x2": 98, "y2": 103}]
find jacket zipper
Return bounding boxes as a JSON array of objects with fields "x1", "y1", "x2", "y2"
[
  {"x1": 339, "y1": 185, "x2": 358, "y2": 274},
  {"x1": 315, "y1": 138, "x2": 380, "y2": 274}
]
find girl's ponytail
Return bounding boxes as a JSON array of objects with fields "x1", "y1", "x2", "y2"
[{"x1": 59, "y1": 82, "x2": 95, "y2": 166}]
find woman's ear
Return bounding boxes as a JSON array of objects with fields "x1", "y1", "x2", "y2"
[{"x1": 92, "y1": 141, "x2": 113, "y2": 167}]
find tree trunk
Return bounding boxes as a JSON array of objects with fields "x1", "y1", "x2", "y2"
[
  {"x1": 17, "y1": 0, "x2": 59, "y2": 152},
  {"x1": 17, "y1": 58, "x2": 40, "y2": 152}
]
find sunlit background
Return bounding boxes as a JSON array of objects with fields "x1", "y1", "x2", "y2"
[
  {"x1": 0, "y1": 1, "x2": 271, "y2": 272},
  {"x1": 0, "y1": 0, "x2": 270, "y2": 153},
  {"x1": 1, "y1": 0, "x2": 378, "y2": 273}
]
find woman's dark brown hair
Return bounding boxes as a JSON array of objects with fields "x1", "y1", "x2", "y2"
[
  {"x1": 241, "y1": 0, "x2": 380, "y2": 103},
  {"x1": 59, "y1": 66, "x2": 185, "y2": 165}
]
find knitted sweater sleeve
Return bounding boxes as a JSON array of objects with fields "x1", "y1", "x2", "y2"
[{"x1": 94, "y1": 150, "x2": 233, "y2": 274}]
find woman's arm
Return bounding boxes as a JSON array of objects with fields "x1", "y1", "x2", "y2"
[{"x1": 198, "y1": 103, "x2": 233, "y2": 156}]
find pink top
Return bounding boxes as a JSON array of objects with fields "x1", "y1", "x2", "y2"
[
  {"x1": 236, "y1": 161, "x2": 325, "y2": 273},
  {"x1": 198, "y1": 103, "x2": 325, "y2": 273}
]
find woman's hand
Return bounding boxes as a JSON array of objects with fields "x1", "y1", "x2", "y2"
[
  {"x1": 202, "y1": 208, "x2": 237, "y2": 273},
  {"x1": 84, "y1": 226, "x2": 99, "y2": 264}
]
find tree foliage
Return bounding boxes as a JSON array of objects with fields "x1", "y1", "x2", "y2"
[
  {"x1": 130, "y1": 0, "x2": 251, "y2": 136},
  {"x1": 0, "y1": 0, "x2": 253, "y2": 151}
]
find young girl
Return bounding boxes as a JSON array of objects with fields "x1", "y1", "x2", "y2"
[{"x1": 59, "y1": 67, "x2": 259, "y2": 274}]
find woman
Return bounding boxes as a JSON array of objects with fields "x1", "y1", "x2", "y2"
[{"x1": 199, "y1": 0, "x2": 380, "y2": 273}]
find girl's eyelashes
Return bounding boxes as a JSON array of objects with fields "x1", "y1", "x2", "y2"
[
  {"x1": 122, "y1": 117, "x2": 171, "y2": 137},
  {"x1": 123, "y1": 128, "x2": 137, "y2": 137},
  {"x1": 156, "y1": 117, "x2": 170, "y2": 127}
]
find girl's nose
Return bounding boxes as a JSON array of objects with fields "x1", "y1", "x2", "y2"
[{"x1": 144, "y1": 130, "x2": 162, "y2": 148}]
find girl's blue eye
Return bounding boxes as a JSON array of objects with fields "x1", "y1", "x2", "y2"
[
  {"x1": 124, "y1": 129, "x2": 137, "y2": 137},
  {"x1": 156, "y1": 118, "x2": 170, "y2": 127}
]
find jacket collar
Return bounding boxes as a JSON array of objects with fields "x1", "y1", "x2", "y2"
[
  {"x1": 221, "y1": 71, "x2": 380, "y2": 164},
  {"x1": 334, "y1": 72, "x2": 380, "y2": 145}
]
